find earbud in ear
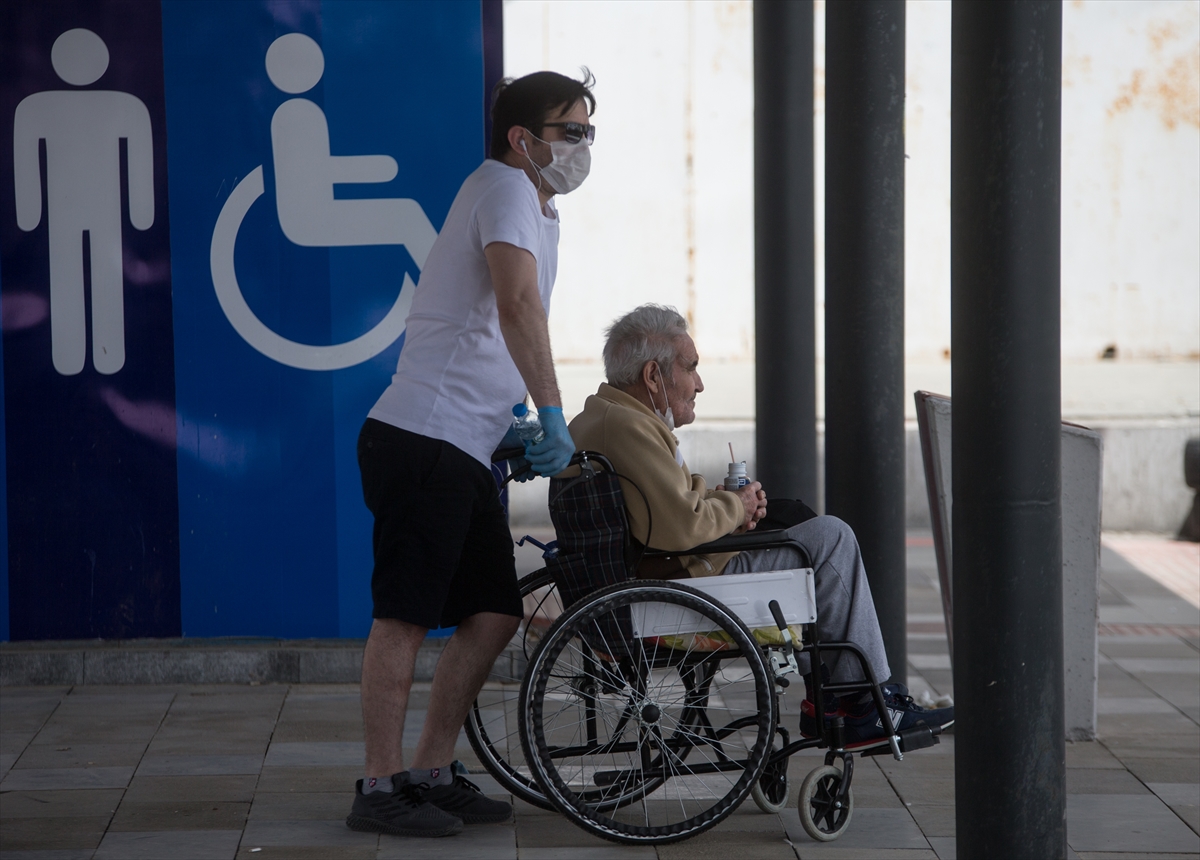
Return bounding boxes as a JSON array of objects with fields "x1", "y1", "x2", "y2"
[{"x1": 521, "y1": 140, "x2": 528, "y2": 152}]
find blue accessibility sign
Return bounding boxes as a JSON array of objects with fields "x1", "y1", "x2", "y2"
[{"x1": 0, "y1": 0, "x2": 496, "y2": 640}]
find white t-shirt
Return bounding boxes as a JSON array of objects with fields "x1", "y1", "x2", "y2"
[{"x1": 368, "y1": 159, "x2": 559, "y2": 466}]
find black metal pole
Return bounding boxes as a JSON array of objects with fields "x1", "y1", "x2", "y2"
[
  {"x1": 482, "y1": 0, "x2": 503, "y2": 156},
  {"x1": 754, "y1": 0, "x2": 816, "y2": 505},
  {"x1": 824, "y1": 0, "x2": 906, "y2": 686},
  {"x1": 952, "y1": 2, "x2": 1065, "y2": 857}
]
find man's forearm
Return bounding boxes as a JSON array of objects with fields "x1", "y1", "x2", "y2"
[
  {"x1": 498, "y1": 299, "x2": 561, "y2": 408},
  {"x1": 486, "y1": 241, "x2": 562, "y2": 409}
]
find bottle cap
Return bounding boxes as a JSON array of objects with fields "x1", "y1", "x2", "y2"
[{"x1": 512, "y1": 403, "x2": 528, "y2": 417}]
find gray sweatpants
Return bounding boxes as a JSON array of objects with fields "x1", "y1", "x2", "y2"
[{"x1": 722, "y1": 516, "x2": 891, "y2": 684}]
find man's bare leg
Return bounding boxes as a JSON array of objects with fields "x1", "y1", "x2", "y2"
[
  {"x1": 350, "y1": 618, "x2": 464, "y2": 837},
  {"x1": 410, "y1": 611, "x2": 521, "y2": 769},
  {"x1": 361, "y1": 617, "x2": 428, "y2": 777}
]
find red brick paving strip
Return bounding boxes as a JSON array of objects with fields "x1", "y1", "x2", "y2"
[
  {"x1": 1103, "y1": 535, "x2": 1200, "y2": 608},
  {"x1": 907, "y1": 620, "x2": 1198, "y2": 637},
  {"x1": 1097, "y1": 622, "x2": 1200, "y2": 637}
]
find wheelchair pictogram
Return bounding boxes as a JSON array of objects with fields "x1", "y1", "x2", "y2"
[{"x1": 210, "y1": 33, "x2": 437, "y2": 371}]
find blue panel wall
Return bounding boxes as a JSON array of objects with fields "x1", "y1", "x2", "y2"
[
  {"x1": 163, "y1": 1, "x2": 483, "y2": 639},
  {"x1": 1, "y1": 0, "x2": 490, "y2": 640}
]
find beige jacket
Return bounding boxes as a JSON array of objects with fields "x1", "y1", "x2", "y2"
[{"x1": 566, "y1": 384, "x2": 743, "y2": 577}]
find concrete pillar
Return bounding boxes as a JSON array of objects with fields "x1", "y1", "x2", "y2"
[{"x1": 916, "y1": 391, "x2": 1103, "y2": 741}]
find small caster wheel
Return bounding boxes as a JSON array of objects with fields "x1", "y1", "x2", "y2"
[
  {"x1": 798, "y1": 764, "x2": 854, "y2": 841},
  {"x1": 751, "y1": 757, "x2": 790, "y2": 814}
]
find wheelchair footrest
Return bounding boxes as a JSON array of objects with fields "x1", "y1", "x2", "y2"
[{"x1": 861, "y1": 724, "x2": 941, "y2": 757}]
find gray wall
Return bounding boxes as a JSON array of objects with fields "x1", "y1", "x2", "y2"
[{"x1": 508, "y1": 418, "x2": 1198, "y2": 534}]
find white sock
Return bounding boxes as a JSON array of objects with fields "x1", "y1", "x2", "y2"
[
  {"x1": 363, "y1": 775, "x2": 393, "y2": 794},
  {"x1": 409, "y1": 765, "x2": 454, "y2": 787}
]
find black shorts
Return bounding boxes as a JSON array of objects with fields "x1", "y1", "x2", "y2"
[{"x1": 358, "y1": 419, "x2": 521, "y2": 628}]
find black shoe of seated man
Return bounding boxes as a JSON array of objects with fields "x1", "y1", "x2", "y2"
[
  {"x1": 401, "y1": 768, "x2": 512, "y2": 824},
  {"x1": 841, "y1": 684, "x2": 955, "y2": 749},
  {"x1": 346, "y1": 778, "x2": 464, "y2": 837}
]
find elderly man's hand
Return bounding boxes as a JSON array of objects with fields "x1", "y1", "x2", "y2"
[
  {"x1": 718, "y1": 481, "x2": 766, "y2": 532},
  {"x1": 752, "y1": 487, "x2": 768, "y2": 525}
]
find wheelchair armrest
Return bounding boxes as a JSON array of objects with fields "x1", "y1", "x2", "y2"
[{"x1": 643, "y1": 528, "x2": 810, "y2": 559}]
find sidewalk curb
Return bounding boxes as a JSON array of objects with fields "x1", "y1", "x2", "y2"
[{"x1": 0, "y1": 638, "x2": 528, "y2": 686}]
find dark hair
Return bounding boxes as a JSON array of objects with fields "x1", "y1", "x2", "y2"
[{"x1": 490, "y1": 69, "x2": 596, "y2": 159}]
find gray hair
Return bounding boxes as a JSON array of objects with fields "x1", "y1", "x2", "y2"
[{"x1": 603, "y1": 304, "x2": 689, "y2": 388}]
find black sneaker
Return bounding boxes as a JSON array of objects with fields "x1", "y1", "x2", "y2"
[
  {"x1": 346, "y1": 778, "x2": 464, "y2": 837},
  {"x1": 411, "y1": 767, "x2": 512, "y2": 824},
  {"x1": 841, "y1": 684, "x2": 955, "y2": 749}
]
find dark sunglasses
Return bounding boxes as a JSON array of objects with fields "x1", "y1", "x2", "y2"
[{"x1": 541, "y1": 121, "x2": 596, "y2": 145}]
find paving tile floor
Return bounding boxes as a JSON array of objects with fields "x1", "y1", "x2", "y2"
[{"x1": 1, "y1": 536, "x2": 1196, "y2": 859}]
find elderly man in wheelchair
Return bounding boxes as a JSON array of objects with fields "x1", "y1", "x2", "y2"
[
  {"x1": 469, "y1": 303, "x2": 953, "y2": 845},
  {"x1": 566, "y1": 304, "x2": 953, "y2": 744}
]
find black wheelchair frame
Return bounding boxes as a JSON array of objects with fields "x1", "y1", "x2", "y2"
[{"x1": 469, "y1": 448, "x2": 942, "y2": 844}]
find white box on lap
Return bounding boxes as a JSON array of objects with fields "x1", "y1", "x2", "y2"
[{"x1": 631, "y1": 568, "x2": 816, "y2": 640}]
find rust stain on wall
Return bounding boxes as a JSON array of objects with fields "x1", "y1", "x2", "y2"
[
  {"x1": 1157, "y1": 51, "x2": 1200, "y2": 129},
  {"x1": 1148, "y1": 18, "x2": 1182, "y2": 53},
  {"x1": 1110, "y1": 68, "x2": 1147, "y2": 116},
  {"x1": 1108, "y1": 14, "x2": 1200, "y2": 130}
]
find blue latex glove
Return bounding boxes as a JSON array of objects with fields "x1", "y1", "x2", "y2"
[
  {"x1": 524, "y1": 406, "x2": 575, "y2": 477},
  {"x1": 508, "y1": 455, "x2": 536, "y2": 482},
  {"x1": 498, "y1": 425, "x2": 536, "y2": 482}
]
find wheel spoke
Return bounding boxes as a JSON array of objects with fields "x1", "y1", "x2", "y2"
[
  {"x1": 527, "y1": 584, "x2": 774, "y2": 842},
  {"x1": 465, "y1": 569, "x2": 556, "y2": 809}
]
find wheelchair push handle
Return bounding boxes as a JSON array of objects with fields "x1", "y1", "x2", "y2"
[
  {"x1": 491, "y1": 447, "x2": 615, "y2": 487},
  {"x1": 768, "y1": 599, "x2": 798, "y2": 652},
  {"x1": 768, "y1": 598, "x2": 788, "y2": 633}
]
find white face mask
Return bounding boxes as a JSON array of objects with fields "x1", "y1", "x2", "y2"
[
  {"x1": 522, "y1": 133, "x2": 591, "y2": 195},
  {"x1": 650, "y1": 362, "x2": 676, "y2": 432}
]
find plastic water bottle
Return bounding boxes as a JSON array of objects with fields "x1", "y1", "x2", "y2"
[{"x1": 511, "y1": 403, "x2": 545, "y2": 445}]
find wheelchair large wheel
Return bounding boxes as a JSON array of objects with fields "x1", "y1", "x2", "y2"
[
  {"x1": 465, "y1": 568, "x2": 561, "y2": 810},
  {"x1": 520, "y1": 581, "x2": 776, "y2": 845}
]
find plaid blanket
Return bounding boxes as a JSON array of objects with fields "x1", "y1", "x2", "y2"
[{"x1": 546, "y1": 467, "x2": 636, "y2": 653}]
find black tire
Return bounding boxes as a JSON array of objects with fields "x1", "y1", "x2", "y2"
[
  {"x1": 464, "y1": 567, "x2": 559, "y2": 810},
  {"x1": 798, "y1": 764, "x2": 854, "y2": 841},
  {"x1": 520, "y1": 580, "x2": 776, "y2": 845}
]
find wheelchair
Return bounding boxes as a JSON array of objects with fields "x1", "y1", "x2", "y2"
[{"x1": 466, "y1": 450, "x2": 943, "y2": 846}]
